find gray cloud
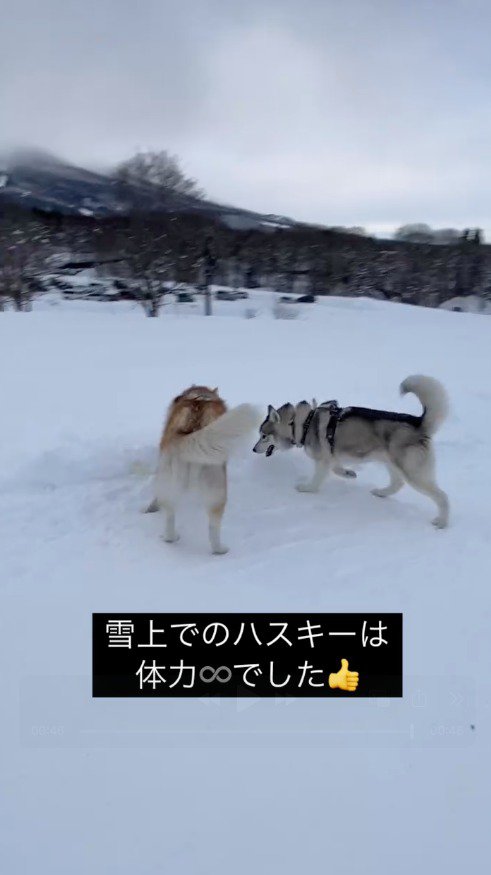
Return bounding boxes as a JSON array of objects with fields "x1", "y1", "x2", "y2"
[{"x1": 1, "y1": 0, "x2": 491, "y2": 234}]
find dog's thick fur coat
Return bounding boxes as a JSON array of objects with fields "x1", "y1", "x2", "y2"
[
  {"x1": 253, "y1": 375, "x2": 450, "y2": 528},
  {"x1": 147, "y1": 386, "x2": 258, "y2": 554}
]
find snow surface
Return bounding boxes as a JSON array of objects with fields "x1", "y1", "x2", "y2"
[{"x1": 1, "y1": 293, "x2": 490, "y2": 874}]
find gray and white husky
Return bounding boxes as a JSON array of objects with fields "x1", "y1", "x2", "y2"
[{"x1": 253, "y1": 375, "x2": 450, "y2": 528}]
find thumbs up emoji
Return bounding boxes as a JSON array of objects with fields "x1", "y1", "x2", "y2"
[{"x1": 329, "y1": 659, "x2": 359, "y2": 692}]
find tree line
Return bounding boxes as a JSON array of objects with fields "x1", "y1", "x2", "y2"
[{"x1": 1, "y1": 149, "x2": 489, "y2": 315}]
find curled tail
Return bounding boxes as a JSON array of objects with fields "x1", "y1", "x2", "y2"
[
  {"x1": 400, "y1": 375, "x2": 449, "y2": 436},
  {"x1": 172, "y1": 403, "x2": 261, "y2": 464}
]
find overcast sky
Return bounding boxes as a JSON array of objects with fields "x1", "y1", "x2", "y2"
[{"x1": 1, "y1": 0, "x2": 490, "y2": 235}]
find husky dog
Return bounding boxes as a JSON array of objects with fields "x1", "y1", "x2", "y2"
[
  {"x1": 253, "y1": 375, "x2": 450, "y2": 528},
  {"x1": 146, "y1": 386, "x2": 259, "y2": 554}
]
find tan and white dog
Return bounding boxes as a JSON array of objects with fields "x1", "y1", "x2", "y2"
[{"x1": 146, "y1": 386, "x2": 258, "y2": 554}]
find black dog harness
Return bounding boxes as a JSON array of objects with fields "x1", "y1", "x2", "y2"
[
  {"x1": 296, "y1": 401, "x2": 344, "y2": 451},
  {"x1": 292, "y1": 400, "x2": 422, "y2": 454},
  {"x1": 323, "y1": 401, "x2": 344, "y2": 450},
  {"x1": 297, "y1": 409, "x2": 316, "y2": 446}
]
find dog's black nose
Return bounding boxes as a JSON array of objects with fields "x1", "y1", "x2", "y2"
[{"x1": 252, "y1": 447, "x2": 257, "y2": 453}]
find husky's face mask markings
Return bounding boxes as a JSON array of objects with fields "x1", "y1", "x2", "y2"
[{"x1": 252, "y1": 405, "x2": 280, "y2": 456}]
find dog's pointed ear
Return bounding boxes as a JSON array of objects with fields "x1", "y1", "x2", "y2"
[
  {"x1": 267, "y1": 404, "x2": 280, "y2": 423},
  {"x1": 211, "y1": 387, "x2": 218, "y2": 395}
]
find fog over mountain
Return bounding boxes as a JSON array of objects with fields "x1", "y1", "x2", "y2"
[{"x1": 1, "y1": 1, "x2": 491, "y2": 235}]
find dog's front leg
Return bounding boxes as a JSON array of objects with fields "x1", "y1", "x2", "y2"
[{"x1": 296, "y1": 459, "x2": 330, "y2": 493}]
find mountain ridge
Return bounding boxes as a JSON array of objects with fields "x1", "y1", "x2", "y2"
[{"x1": 0, "y1": 149, "x2": 301, "y2": 232}]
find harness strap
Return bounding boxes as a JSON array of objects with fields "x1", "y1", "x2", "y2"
[
  {"x1": 320, "y1": 400, "x2": 343, "y2": 451},
  {"x1": 298, "y1": 409, "x2": 316, "y2": 446},
  {"x1": 293, "y1": 401, "x2": 345, "y2": 450}
]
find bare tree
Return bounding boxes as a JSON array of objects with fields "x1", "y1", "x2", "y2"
[
  {"x1": 115, "y1": 149, "x2": 205, "y2": 201},
  {"x1": 92, "y1": 211, "x2": 207, "y2": 315},
  {"x1": 394, "y1": 223, "x2": 434, "y2": 244},
  {"x1": 0, "y1": 210, "x2": 51, "y2": 310},
  {"x1": 331, "y1": 225, "x2": 367, "y2": 237},
  {"x1": 201, "y1": 238, "x2": 217, "y2": 316},
  {"x1": 0, "y1": 282, "x2": 8, "y2": 311},
  {"x1": 117, "y1": 214, "x2": 177, "y2": 316},
  {"x1": 432, "y1": 228, "x2": 461, "y2": 245},
  {"x1": 395, "y1": 224, "x2": 464, "y2": 246}
]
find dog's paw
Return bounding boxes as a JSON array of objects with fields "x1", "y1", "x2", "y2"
[
  {"x1": 371, "y1": 487, "x2": 388, "y2": 498},
  {"x1": 334, "y1": 467, "x2": 357, "y2": 479},
  {"x1": 212, "y1": 544, "x2": 229, "y2": 555},
  {"x1": 162, "y1": 533, "x2": 180, "y2": 544},
  {"x1": 432, "y1": 516, "x2": 448, "y2": 530},
  {"x1": 296, "y1": 481, "x2": 318, "y2": 493}
]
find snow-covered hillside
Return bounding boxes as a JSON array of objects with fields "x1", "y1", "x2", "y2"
[{"x1": 2, "y1": 294, "x2": 490, "y2": 873}]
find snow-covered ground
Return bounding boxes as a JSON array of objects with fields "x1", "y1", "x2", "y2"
[{"x1": 2, "y1": 292, "x2": 490, "y2": 873}]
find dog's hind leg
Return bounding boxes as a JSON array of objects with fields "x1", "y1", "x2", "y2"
[
  {"x1": 161, "y1": 502, "x2": 180, "y2": 543},
  {"x1": 208, "y1": 502, "x2": 229, "y2": 555},
  {"x1": 201, "y1": 465, "x2": 228, "y2": 555},
  {"x1": 372, "y1": 464, "x2": 405, "y2": 498},
  {"x1": 296, "y1": 460, "x2": 330, "y2": 493},
  {"x1": 143, "y1": 498, "x2": 160, "y2": 513},
  {"x1": 396, "y1": 447, "x2": 449, "y2": 528},
  {"x1": 403, "y1": 472, "x2": 449, "y2": 529}
]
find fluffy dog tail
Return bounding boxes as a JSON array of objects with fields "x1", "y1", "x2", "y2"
[
  {"x1": 171, "y1": 403, "x2": 261, "y2": 465},
  {"x1": 400, "y1": 375, "x2": 449, "y2": 435}
]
